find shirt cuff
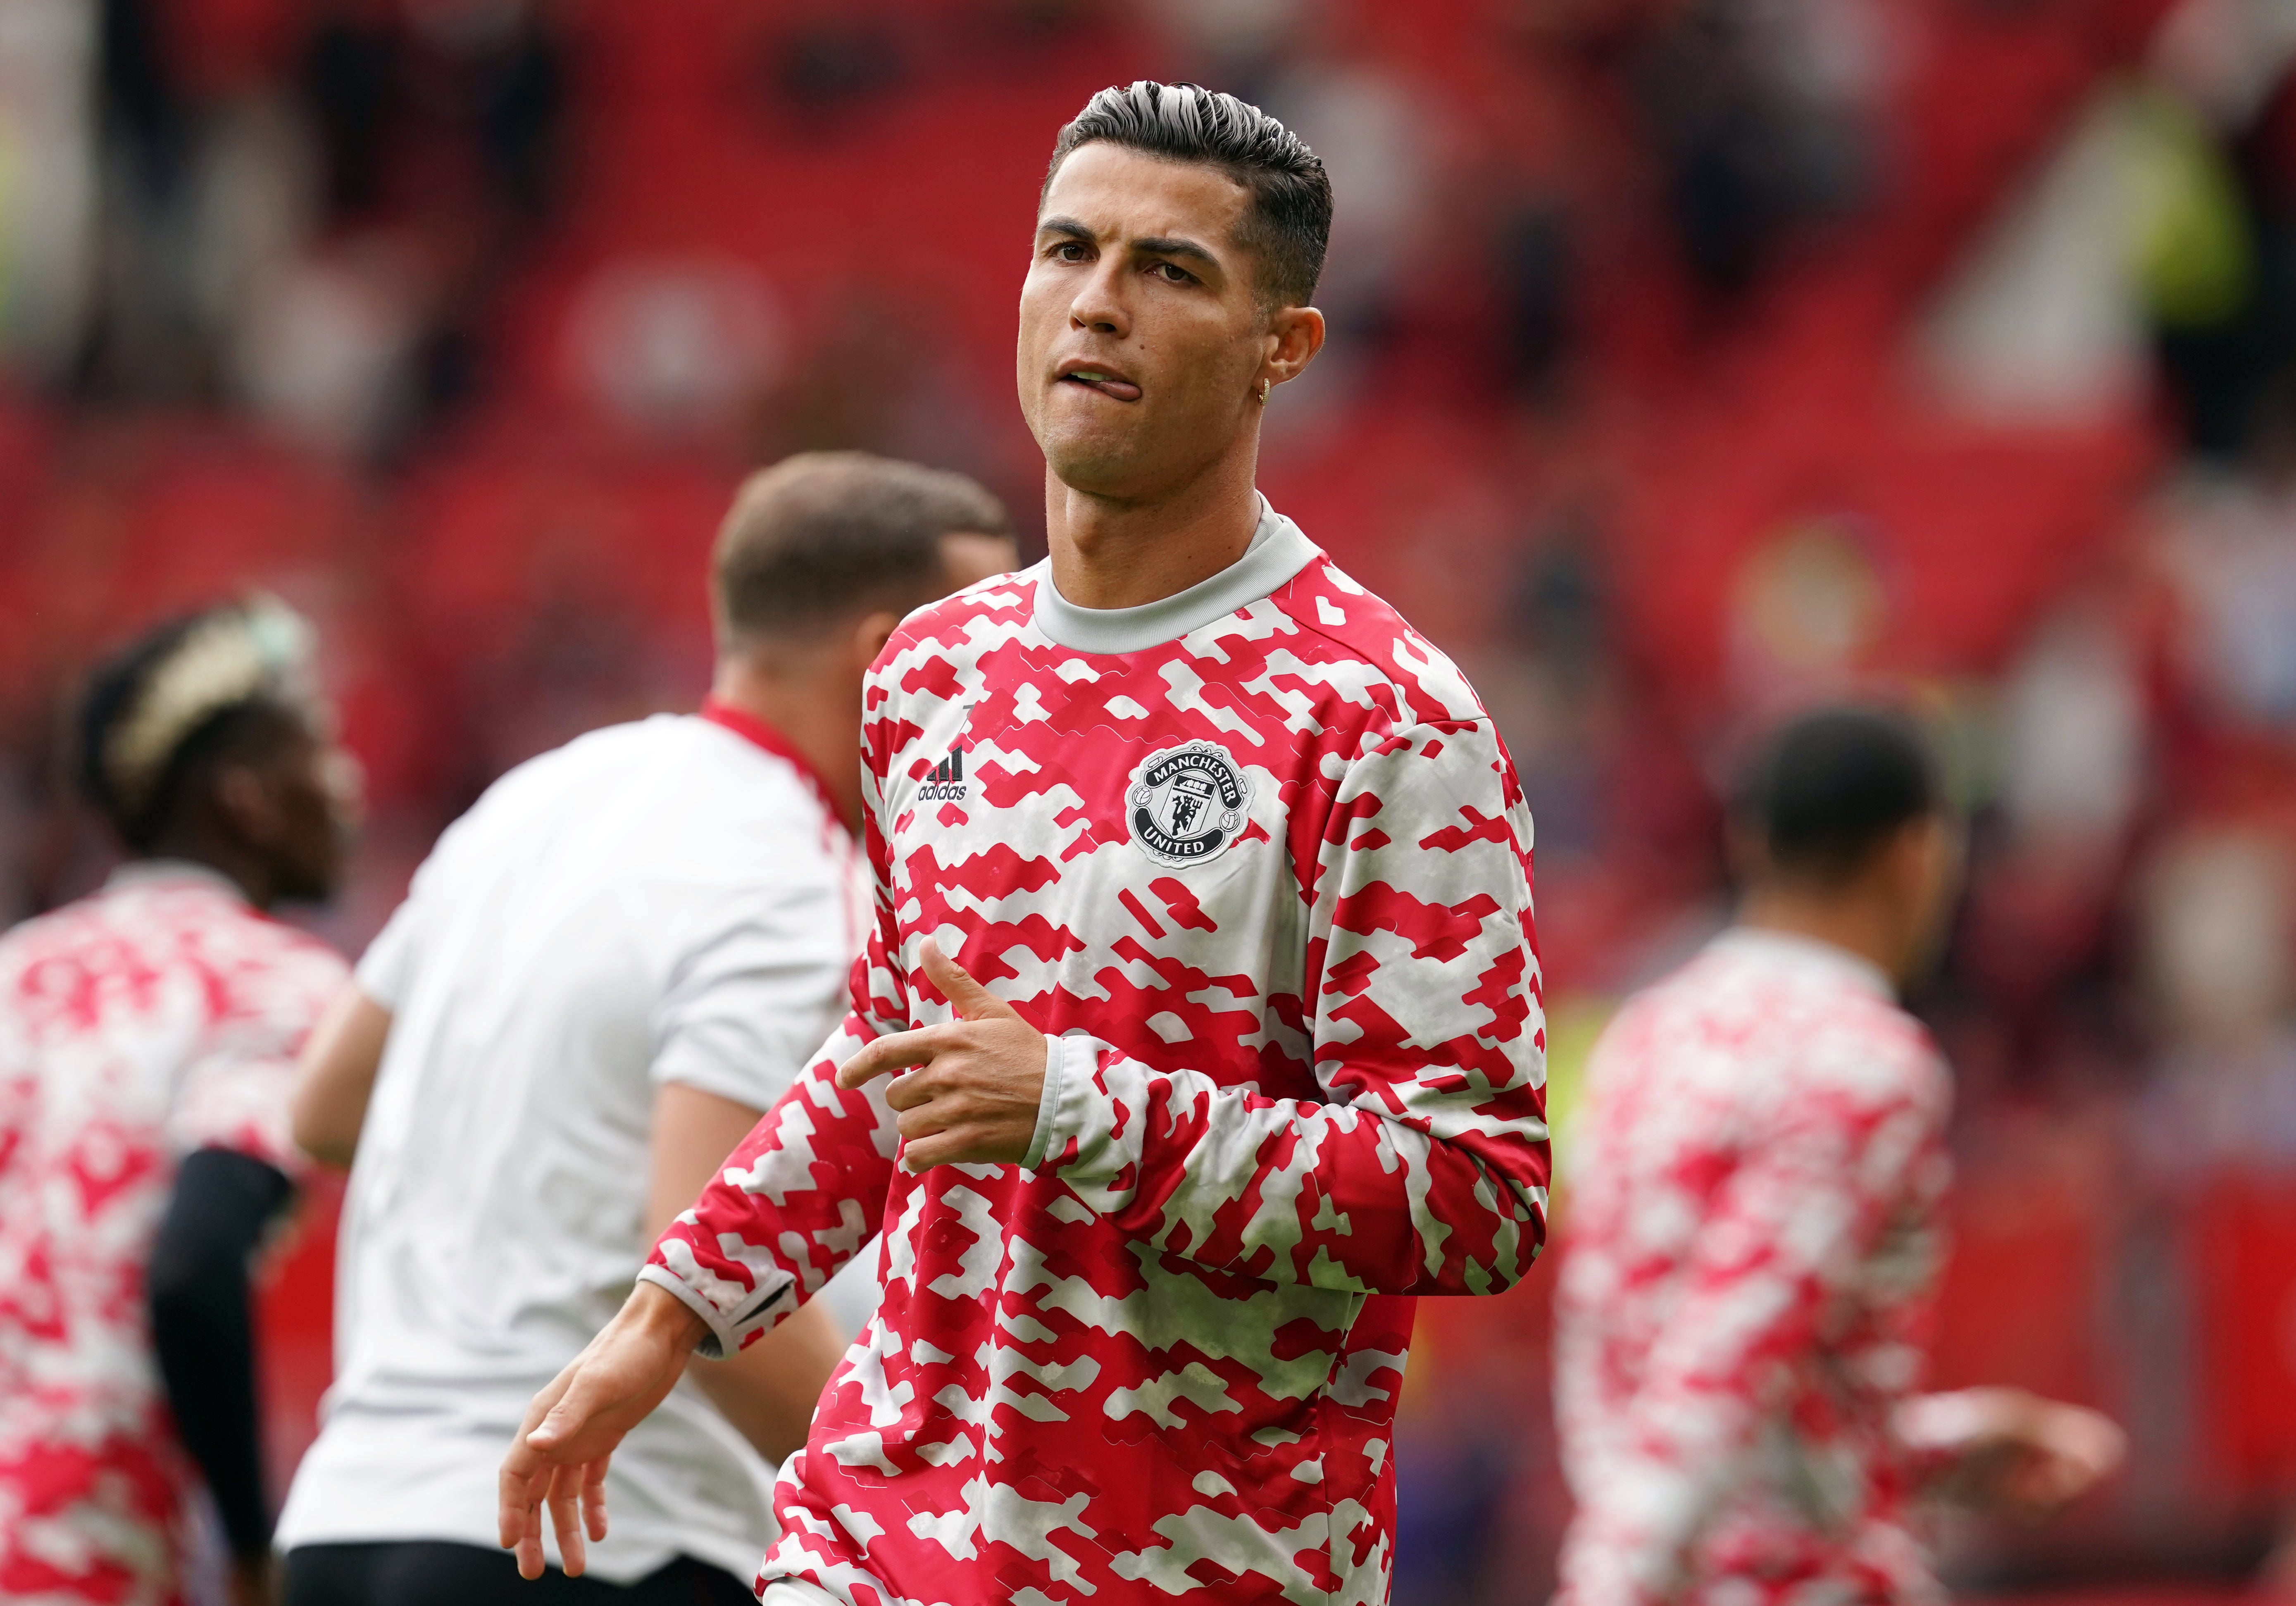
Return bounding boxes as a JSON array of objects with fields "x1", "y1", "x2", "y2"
[
  {"x1": 1021, "y1": 1033, "x2": 1076, "y2": 1170},
  {"x1": 636, "y1": 1264, "x2": 747, "y2": 1361}
]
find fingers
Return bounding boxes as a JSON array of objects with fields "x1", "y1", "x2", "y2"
[
  {"x1": 919, "y1": 939, "x2": 1017, "y2": 1022},
  {"x1": 548, "y1": 1462, "x2": 588, "y2": 1576},
  {"x1": 835, "y1": 1026, "x2": 951, "y2": 1090},
  {"x1": 899, "y1": 1129, "x2": 974, "y2": 1171},
  {"x1": 583, "y1": 1457, "x2": 612, "y2": 1543},
  {"x1": 499, "y1": 1436, "x2": 552, "y2": 1567},
  {"x1": 511, "y1": 1477, "x2": 547, "y2": 1579}
]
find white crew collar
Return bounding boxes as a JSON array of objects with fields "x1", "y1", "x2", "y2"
[
  {"x1": 1709, "y1": 925, "x2": 1896, "y2": 1000},
  {"x1": 1030, "y1": 496, "x2": 1319, "y2": 655},
  {"x1": 103, "y1": 858, "x2": 248, "y2": 903}
]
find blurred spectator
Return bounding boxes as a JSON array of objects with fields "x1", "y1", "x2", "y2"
[
  {"x1": 1634, "y1": 0, "x2": 1887, "y2": 304},
  {"x1": 0, "y1": 0, "x2": 98, "y2": 381},
  {"x1": 568, "y1": 255, "x2": 784, "y2": 441},
  {"x1": 2137, "y1": 830, "x2": 2296, "y2": 1172}
]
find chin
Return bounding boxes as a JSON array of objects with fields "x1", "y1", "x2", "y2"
[{"x1": 1040, "y1": 432, "x2": 1150, "y2": 499}]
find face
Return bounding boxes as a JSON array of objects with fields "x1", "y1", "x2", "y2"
[
  {"x1": 241, "y1": 717, "x2": 355, "y2": 903},
  {"x1": 1017, "y1": 143, "x2": 1323, "y2": 502},
  {"x1": 1887, "y1": 813, "x2": 1965, "y2": 984}
]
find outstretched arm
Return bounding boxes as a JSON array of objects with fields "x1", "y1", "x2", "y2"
[
  {"x1": 496, "y1": 1007, "x2": 903, "y2": 1577},
  {"x1": 647, "y1": 1082, "x2": 848, "y2": 1461},
  {"x1": 498, "y1": 1281, "x2": 709, "y2": 1578}
]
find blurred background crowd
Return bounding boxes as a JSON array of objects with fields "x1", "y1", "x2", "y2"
[{"x1": 5, "y1": 0, "x2": 2296, "y2": 1600}]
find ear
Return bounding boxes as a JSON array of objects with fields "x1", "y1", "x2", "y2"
[
  {"x1": 1258, "y1": 304, "x2": 1327, "y2": 393},
  {"x1": 210, "y1": 761, "x2": 285, "y2": 848},
  {"x1": 850, "y1": 609, "x2": 905, "y2": 676}
]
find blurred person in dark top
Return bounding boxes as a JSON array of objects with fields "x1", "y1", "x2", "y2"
[
  {"x1": 1555, "y1": 706, "x2": 2126, "y2": 1606},
  {"x1": 0, "y1": 597, "x2": 354, "y2": 1606},
  {"x1": 275, "y1": 453, "x2": 1015, "y2": 1606}
]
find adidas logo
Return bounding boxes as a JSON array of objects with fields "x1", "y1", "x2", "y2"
[{"x1": 918, "y1": 744, "x2": 969, "y2": 802}]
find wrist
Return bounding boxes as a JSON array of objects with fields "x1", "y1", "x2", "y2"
[{"x1": 625, "y1": 1278, "x2": 709, "y2": 1351}]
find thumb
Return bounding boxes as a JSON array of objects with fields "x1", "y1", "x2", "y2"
[{"x1": 919, "y1": 938, "x2": 1015, "y2": 1022}]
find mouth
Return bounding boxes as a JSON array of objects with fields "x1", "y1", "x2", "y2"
[{"x1": 1055, "y1": 362, "x2": 1143, "y2": 403}]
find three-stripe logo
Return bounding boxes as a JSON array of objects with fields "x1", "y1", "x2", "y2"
[{"x1": 919, "y1": 745, "x2": 968, "y2": 802}]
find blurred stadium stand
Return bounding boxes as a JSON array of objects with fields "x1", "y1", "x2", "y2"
[{"x1": 16, "y1": 0, "x2": 2296, "y2": 1599}]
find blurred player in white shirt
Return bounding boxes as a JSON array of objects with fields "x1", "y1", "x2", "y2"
[{"x1": 274, "y1": 453, "x2": 1015, "y2": 1605}]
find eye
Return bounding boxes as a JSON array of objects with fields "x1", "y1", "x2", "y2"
[
  {"x1": 1152, "y1": 261, "x2": 1195, "y2": 284},
  {"x1": 1050, "y1": 241, "x2": 1090, "y2": 263}
]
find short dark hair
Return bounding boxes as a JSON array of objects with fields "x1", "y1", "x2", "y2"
[
  {"x1": 78, "y1": 613, "x2": 311, "y2": 851},
  {"x1": 1043, "y1": 81, "x2": 1332, "y2": 311},
  {"x1": 1737, "y1": 706, "x2": 1940, "y2": 885},
  {"x1": 711, "y1": 451, "x2": 1010, "y2": 650}
]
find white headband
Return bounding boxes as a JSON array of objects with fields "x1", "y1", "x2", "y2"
[{"x1": 104, "y1": 596, "x2": 315, "y2": 819}]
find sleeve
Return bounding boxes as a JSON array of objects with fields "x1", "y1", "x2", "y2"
[
  {"x1": 355, "y1": 788, "x2": 486, "y2": 1010},
  {"x1": 352, "y1": 895, "x2": 420, "y2": 1010},
  {"x1": 639, "y1": 799, "x2": 908, "y2": 1358},
  {"x1": 648, "y1": 869, "x2": 852, "y2": 1110},
  {"x1": 148, "y1": 1147, "x2": 295, "y2": 1563},
  {"x1": 1554, "y1": 1053, "x2": 1948, "y2": 1606},
  {"x1": 1026, "y1": 717, "x2": 1550, "y2": 1296}
]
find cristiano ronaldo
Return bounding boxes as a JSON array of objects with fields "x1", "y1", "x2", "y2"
[{"x1": 499, "y1": 81, "x2": 1551, "y2": 1606}]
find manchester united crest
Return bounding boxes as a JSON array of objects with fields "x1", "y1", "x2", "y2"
[{"x1": 1127, "y1": 742, "x2": 1250, "y2": 868}]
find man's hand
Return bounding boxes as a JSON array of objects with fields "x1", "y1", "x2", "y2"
[
  {"x1": 1901, "y1": 1387, "x2": 2128, "y2": 1520},
  {"x1": 498, "y1": 1282, "x2": 706, "y2": 1578},
  {"x1": 835, "y1": 940, "x2": 1048, "y2": 1170}
]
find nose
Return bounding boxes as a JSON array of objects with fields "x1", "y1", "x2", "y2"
[{"x1": 1068, "y1": 256, "x2": 1129, "y2": 338}]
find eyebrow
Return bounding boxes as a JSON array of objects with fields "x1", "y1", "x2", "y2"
[
  {"x1": 1038, "y1": 217, "x2": 1224, "y2": 269},
  {"x1": 1134, "y1": 235, "x2": 1220, "y2": 268}
]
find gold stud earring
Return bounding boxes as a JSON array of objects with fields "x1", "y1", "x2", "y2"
[{"x1": 1257, "y1": 379, "x2": 1272, "y2": 404}]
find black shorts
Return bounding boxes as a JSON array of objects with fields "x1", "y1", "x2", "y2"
[{"x1": 281, "y1": 1541, "x2": 756, "y2": 1606}]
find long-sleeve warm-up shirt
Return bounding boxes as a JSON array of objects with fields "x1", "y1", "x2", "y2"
[
  {"x1": 1553, "y1": 929, "x2": 1954, "y2": 1606},
  {"x1": 639, "y1": 501, "x2": 1550, "y2": 1606},
  {"x1": 0, "y1": 863, "x2": 346, "y2": 1604}
]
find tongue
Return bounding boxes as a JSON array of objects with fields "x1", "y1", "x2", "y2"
[{"x1": 1078, "y1": 374, "x2": 1142, "y2": 402}]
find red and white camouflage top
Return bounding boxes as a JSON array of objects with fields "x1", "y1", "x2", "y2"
[
  {"x1": 0, "y1": 864, "x2": 345, "y2": 1606},
  {"x1": 1555, "y1": 927, "x2": 1955, "y2": 1606},
  {"x1": 641, "y1": 503, "x2": 1551, "y2": 1606}
]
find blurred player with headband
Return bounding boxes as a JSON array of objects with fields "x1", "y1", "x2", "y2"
[
  {"x1": 500, "y1": 81, "x2": 1551, "y2": 1606},
  {"x1": 0, "y1": 598, "x2": 354, "y2": 1606}
]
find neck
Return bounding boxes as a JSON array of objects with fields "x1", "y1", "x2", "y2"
[
  {"x1": 710, "y1": 654, "x2": 864, "y2": 832},
  {"x1": 1044, "y1": 434, "x2": 1262, "y2": 610},
  {"x1": 138, "y1": 836, "x2": 272, "y2": 910},
  {"x1": 1736, "y1": 886, "x2": 1903, "y2": 988}
]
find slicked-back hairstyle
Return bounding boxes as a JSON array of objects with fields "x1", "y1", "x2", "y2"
[
  {"x1": 711, "y1": 451, "x2": 1012, "y2": 653},
  {"x1": 1736, "y1": 706, "x2": 1941, "y2": 887},
  {"x1": 78, "y1": 612, "x2": 311, "y2": 851},
  {"x1": 1043, "y1": 81, "x2": 1332, "y2": 311}
]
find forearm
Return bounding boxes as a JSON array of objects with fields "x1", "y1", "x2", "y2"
[
  {"x1": 1032, "y1": 1038, "x2": 1548, "y2": 1294},
  {"x1": 149, "y1": 1149, "x2": 293, "y2": 1562},
  {"x1": 645, "y1": 1015, "x2": 897, "y2": 1357}
]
